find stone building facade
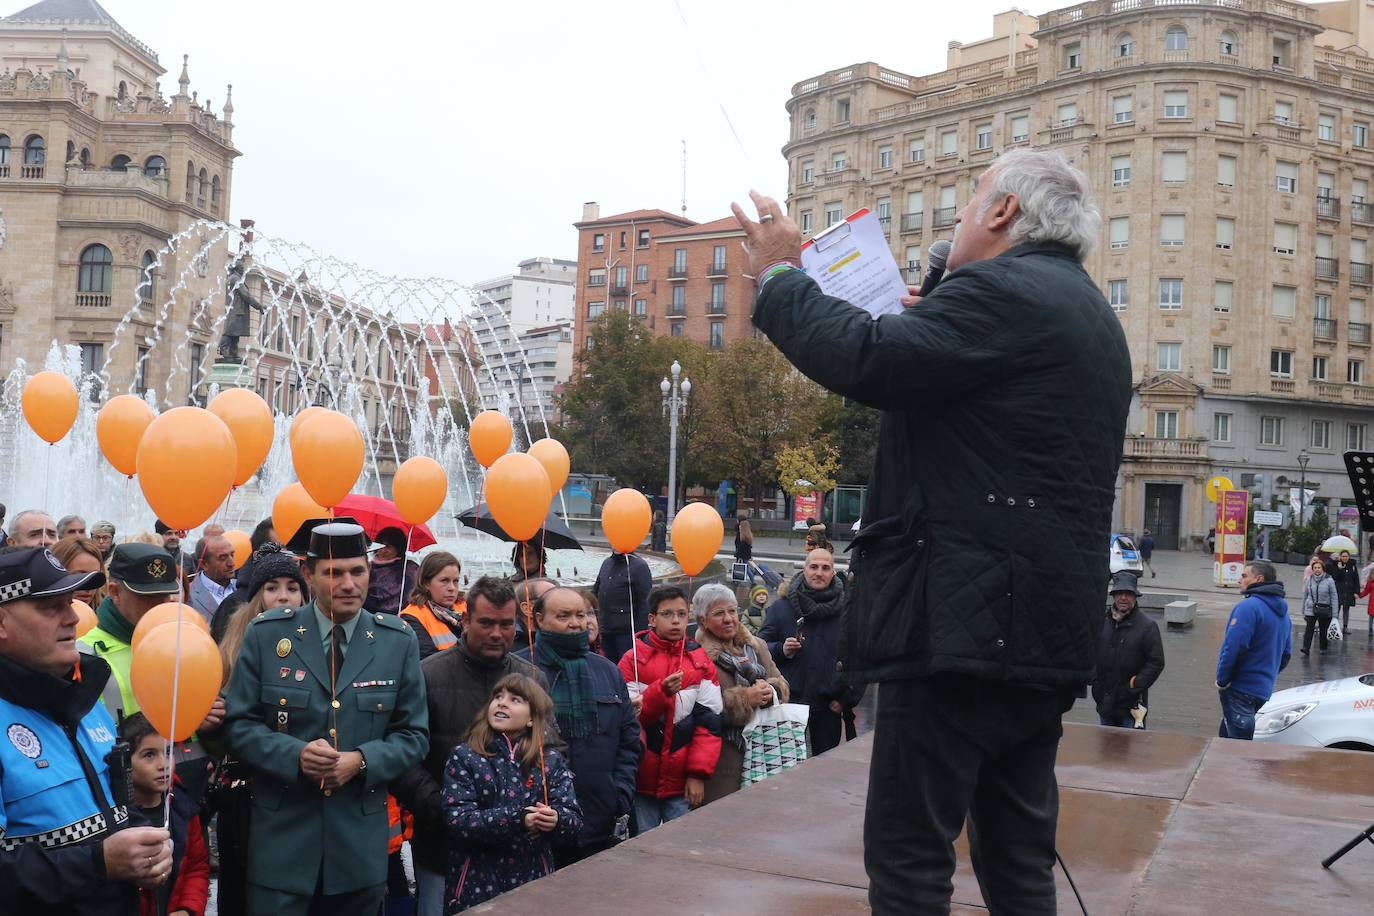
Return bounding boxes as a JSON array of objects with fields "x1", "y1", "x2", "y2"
[
  {"x1": 783, "y1": 0, "x2": 1374, "y2": 549},
  {"x1": 0, "y1": 0, "x2": 238, "y2": 405}
]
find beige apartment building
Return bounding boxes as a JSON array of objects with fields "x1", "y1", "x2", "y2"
[{"x1": 784, "y1": 0, "x2": 1374, "y2": 549}]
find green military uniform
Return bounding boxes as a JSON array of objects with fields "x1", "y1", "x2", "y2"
[{"x1": 223, "y1": 597, "x2": 428, "y2": 914}]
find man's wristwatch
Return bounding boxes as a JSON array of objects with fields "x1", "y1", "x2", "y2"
[{"x1": 356, "y1": 752, "x2": 367, "y2": 773}]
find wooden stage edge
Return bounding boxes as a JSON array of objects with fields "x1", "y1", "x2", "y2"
[{"x1": 474, "y1": 724, "x2": 1374, "y2": 915}]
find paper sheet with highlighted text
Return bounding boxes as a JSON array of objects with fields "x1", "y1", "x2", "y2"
[{"x1": 799, "y1": 208, "x2": 909, "y2": 318}]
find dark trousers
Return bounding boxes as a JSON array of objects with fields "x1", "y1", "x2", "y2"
[
  {"x1": 809, "y1": 703, "x2": 844, "y2": 756},
  {"x1": 601, "y1": 630, "x2": 633, "y2": 670},
  {"x1": 865, "y1": 676, "x2": 1067, "y2": 916},
  {"x1": 1218, "y1": 687, "x2": 1265, "y2": 740},
  {"x1": 248, "y1": 880, "x2": 385, "y2": 916},
  {"x1": 1302, "y1": 614, "x2": 1332, "y2": 651},
  {"x1": 1098, "y1": 711, "x2": 1141, "y2": 729}
]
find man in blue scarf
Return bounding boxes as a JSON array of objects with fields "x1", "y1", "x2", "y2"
[{"x1": 516, "y1": 587, "x2": 639, "y2": 866}]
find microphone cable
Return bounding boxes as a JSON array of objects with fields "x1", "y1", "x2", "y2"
[{"x1": 1056, "y1": 848, "x2": 1089, "y2": 915}]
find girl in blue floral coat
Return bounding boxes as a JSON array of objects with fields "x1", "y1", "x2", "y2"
[{"x1": 442, "y1": 673, "x2": 583, "y2": 913}]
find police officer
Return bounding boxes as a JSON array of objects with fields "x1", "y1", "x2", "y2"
[
  {"x1": 223, "y1": 519, "x2": 429, "y2": 916},
  {"x1": 0, "y1": 547, "x2": 173, "y2": 915}
]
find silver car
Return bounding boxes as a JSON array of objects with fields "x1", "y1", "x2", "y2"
[{"x1": 1254, "y1": 675, "x2": 1374, "y2": 751}]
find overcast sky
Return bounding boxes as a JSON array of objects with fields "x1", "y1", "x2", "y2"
[{"x1": 114, "y1": 0, "x2": 1024, "y2": 284}]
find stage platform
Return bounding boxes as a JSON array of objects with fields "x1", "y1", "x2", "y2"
[{"x1": 476, "y1": 724, "x2": 1374, "y2": 914}]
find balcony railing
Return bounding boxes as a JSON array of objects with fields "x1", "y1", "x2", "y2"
[
  {"x1": 1271, "y1": 378, "x2": 1296, "y2": 394},
  {"x1": 933, "y1": 207, "x2": 956, "y2": 228},
  {"x1": 1126, "y1": 437, "x2": 1205, "y2": 459},
  {"x1": 707, "y1": 261, "x2": 727, "y2": 277},
  {"x1": 1212, "y1": 375, "x2": 1232, "y2": 391},
  {"x1": 878, "y1": 216, "x2": 891, "y2": 233},
  {"x1": 706, "y1": 301, "x2": 726, "y2": 315},
  {"x1": 1351, "y1": 322, "x2": 1371, "y2": 345},
  {"x1": 667, "y1": 304, "x2": 686, "y2": 316},
  {"x1": 1314, "y1": 317, "x2": 1339, "y2": 340},
  {"x1": 901, "y1": 211, "x2": 923, "y2": 232},
  {"x1": 20, "y1": 163, "x2": 44, "y2": 179},
  {"x1": 1317, "y1": 195, "x2": 1341, "y2": 219},
  {"x1": 1315, "y1": 256, "x2": 1339, "y2": 279},
  {"x1": 1353, "y1": 262, "x2": 1373, "y2": 285},
  {"x1": 668, "y1": 267, "x2": 688, "y2": 280},
  {"x1": 609, "y1": 284, "x2": 628, "y2": 297},
  {"x1": 1353, "y1": 201, "x2": 1374, "y2": 224},
  {"x1": 75, "y1": 292, "x2": 111, "y2": 308},
  {"x1": 1315, "y1": 381, "x2": 1346, "y2": 399}
]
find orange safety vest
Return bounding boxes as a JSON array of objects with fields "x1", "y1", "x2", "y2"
[
  {"x1": 387, "y1": 795, "x2": 413, "y2": 855},
  {"x1": 400, "y1": 602, "x2": 464, "y2": 653}
]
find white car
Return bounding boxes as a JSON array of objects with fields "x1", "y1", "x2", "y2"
[
  {"x1": 1109, "y1": 533, "x2": 1144, "y2": 576},
  {"x1": 1254, "y1": 675, "x2": 1374, "y2": 751}
]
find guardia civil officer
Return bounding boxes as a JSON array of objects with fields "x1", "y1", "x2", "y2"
[{"x1": 222, "y1": 519, "x2": 429, "y2": 916}]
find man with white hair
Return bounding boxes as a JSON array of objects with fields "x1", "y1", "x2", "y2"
[
  {"x1": 8, "y1": 509, "x2": 57, "y2": 548},
  {"x1": 733, "y1": 149, "x2": 1132, "y2": 914}
]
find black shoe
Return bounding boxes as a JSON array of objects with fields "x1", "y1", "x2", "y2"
[{"x1": 1301, "y1": 648, "x2": 1310, "y2": 656}]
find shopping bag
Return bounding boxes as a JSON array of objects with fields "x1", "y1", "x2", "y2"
[
  {"x1": 740, "y1": 699, "x2": 810, "y2": 787},
  {"x1": 1328, "y1": 618, "x2": 1344, "y2": 642}
]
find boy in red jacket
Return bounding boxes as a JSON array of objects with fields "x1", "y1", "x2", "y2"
[
  {"x1": 121, "y1": 714, "x2": 210, "y2": 916},
  {"x1": 618, "y1": 585, "x2": 723, "y2": 831}
]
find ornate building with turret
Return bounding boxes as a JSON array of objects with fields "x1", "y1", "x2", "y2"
[{"x1": 0, "y1": 0, "x2": 237, "y2": 404}]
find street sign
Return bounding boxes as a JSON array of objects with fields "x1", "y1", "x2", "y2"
[
  {"x1": 1216, "y1": 490, "x2": 1249, "y2": 586},
  {"x1": 1253, "y1": 510, "x2": 1283, "y2": 527}
]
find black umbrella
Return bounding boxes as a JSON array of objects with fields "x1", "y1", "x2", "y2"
[{"x1": 455, "y1": 504, "x2": 583, "y2": 551}]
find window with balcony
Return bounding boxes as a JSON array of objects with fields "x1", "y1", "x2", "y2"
[
  {"x1": 1273, "y1": 222, "x2": 1297, "y2": 255},
  {"x1": 1215, "y1": 280, "x2": 1234, "y2": 313},
  {"x1": 1319, "y1": 113, "x2": 1336, "y2": 141},
  {"x1": 1350, "y1": 360, "x2": 1364, "y2": 385},
  {"x1": 1163, "y1": 90, "x2": 1188, "y2": 118},
  {"x1": 1272, "y1": 38, "x2": 1291, "y2": 69},
  {"x1": 975, "y1": 123, "x2": 992, "y2": 150},
  {"x1": 1213, "y1": 345, "x2": 1231, "y2": 373},
  {"x1": 1109, "y1": 279, "x2": 1128, "y2": 311},
  {"x1": 940, "y1": 129, "x2": 957, "y2": 156},
  {"x1": 825, "y1": 203, "x2": 842, "y2": 227},
  {"x1": 1157, "y1": 342, "x2": 1181, "y2": 371},
  {"x1": 711, "y1": 245, "x2": 727, "y2": 274},
  {"x1": 1056, "y1": 102, "x2": 1078, "y2": 127},
  {"x1": 1217, "y1": 154, "x2": 1237, "y2": 188},
  {"x1": 1218, "y1": 94, "x2": 1239, "y2": 123},
  {"x1": 1260, "y1": 415, "x2": 1284, "y2": 445},
  {"x1": 1112, "y1": 155, "x2": 1131, "y2": 186},
  {"x1": 143, "y1": 155, "x2": 166, "y2": 177},
  {"x1": 1276, "y1": 160, "x2": 1298, "y2": 193},
  {"x1": 23, "y1": 134, "x2": 44, "y2": 166},
  {"x1": 800, "y1": 210, "x2": 813, "y2": 233},
  {"x1": 135, "y1": 346, "x2": 148, "y2": 395},
  {"x1": 1112, "y1": 95, "x2": 1132, "y2": 124},
  {"x1": 1270, "y1": 349, "x2": 1294, "y2": 377},
  {"x1": 1214, "y1": 412, "x2": 1233, "y2": 443},
  {"x1": 77, "y1": 243, "x2": 112, "y2": 301},
  {"x1": 1165, "y1": 26, "x2": 1188, "y2": 51},
  {"x1": 1312, "y1": 419, "x2": 1333, "y2": 449},
  {"x1": 1216, "y1": 217, "x2": 1235, "y2": 250},
  {"x1": 1274, "y1": 100, "x2": 1294, "y2": 124},
  {"x1": 613, "y1": 266, "x2": 628, "y2": 291},
  {"x1": 709, "y1": 282, "x2": 726, "y2": 312},
  {"x1": 671, "y1": 248, "x2": 687, "y2": 277},
  {"x1": 1064, "y1": 42, "x2": 1081, "y2": 70},
  {"x1": 1116, "y1": 33, "x2": 1134, "y2": 58},
  {"x1": 1160, "y1": 214, "x2": 1185, "y2": 247},
  {"x1": 1219, "y1": 31, "x2": 1238, "y2": 56},
  {"x1": 139, "y1": 250, "x2": 157, "y2": 306},
  {"x1": 1349, "y1": 422, "x2": 1368, "y2": 450},
  {"x1": 1357, "y1": 122, "x2": 1370, "y2": 148},
  {"x1": 910, "y1": 137, "x2": 925, "y2": 162},
  {"x1": 831, "y1": 151, "x2": 847, "y2": 171},
  {"x1": 877, "y1": 145, "x2": 892, "y2": 169},
  {"x1": 1162, "y1": 151, "x2": 1187, "y2": 182},
  {"x1": 804, "y1": 109, "x2": 816, "y2": 130},
  {"x1": 801, "y1": 160, "x2": 814, "y2": 183},
  {"x1": 1313, "y1": 356, "x2": 1330, "y2": 381},
  {"x1": 709, "y1": 320, "x2": 724, "y2": 350},
  {"x1": 1354, "y1": 238, "x2": 1372, "y2": 285},
  {"x1": 1110, "y1": 217, "x2": 1129, "y2": 250},
  {"x1": 1155, "y1": 410, "x2": 1179, "y2": 439},
  {"x1": 1010, "y1": 115, "x2": 1029, "y2": 143},
  {"x1": 1158, "y1": 278, "x2": 1183, "y2": 310},
  {"x1": 670, "y1": 285, "x2": 685, "y2": 313},
  {"x1": 1272, "y1": 285, "x2": 1296, "y2": 318},
  {"x1": 905, "y1": 245, "x2": 922, "y2": 281},
  {"x1": 1317, "y1": 239, "x2": 1337, "y2": 278}
]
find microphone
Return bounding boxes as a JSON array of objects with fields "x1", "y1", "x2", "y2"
[{"x1": 917, "y1": 239, "x2": 952, "y2": 298}]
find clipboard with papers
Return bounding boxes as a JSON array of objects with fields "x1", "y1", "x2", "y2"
[{"x1": 799, "y1": 208, "x2": 910, "y2": 318}]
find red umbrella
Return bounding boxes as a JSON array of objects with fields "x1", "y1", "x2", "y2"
[{"x1": 332, "y1": 494, "x2": 437, "y2": 550}]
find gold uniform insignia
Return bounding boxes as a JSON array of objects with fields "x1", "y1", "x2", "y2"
[
  {"x1": 147, "y1": 558, "x2": 167, "y2": 579},
  {"x1": 276, "y1": 638, "x2": 292, "y2": 658}
]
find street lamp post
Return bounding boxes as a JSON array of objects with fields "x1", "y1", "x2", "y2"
[
  {"x1": 1298, "y1": 449, "x2": 1311, "y2": 528},
  {"x1": 661, "y1": 359, "x2": 691, "y2": 521}
]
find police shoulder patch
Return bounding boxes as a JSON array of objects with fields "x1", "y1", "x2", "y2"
[{"x1": 7, "y1": 723, "x2": 41, "y2": 759}]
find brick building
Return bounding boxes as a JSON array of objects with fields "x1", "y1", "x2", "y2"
[{"x1": 571, "y1": 204, "x2": 757, "y2": 354}]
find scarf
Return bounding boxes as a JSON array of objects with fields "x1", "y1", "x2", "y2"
[
  {"x1": 787, "y1": 572, "x2": 847, "y2": 622},
  {"x1": 95, "y1": 596, "x2": 136, "y2": 645},
  {"x1": 428, "y1": 600, "x2": 462, "y2": 630},
  {"x1": 534, "y1": 629, "x2": 597, "y2": 738}
]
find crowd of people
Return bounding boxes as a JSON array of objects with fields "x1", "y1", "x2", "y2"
[{"x1": 0, "y1": 504, "x2": 860, "y2": 916}]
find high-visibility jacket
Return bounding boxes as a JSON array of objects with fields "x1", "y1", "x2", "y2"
[
  {"x1": 400, "y1": 602, "x2": 464, "y2": 656},
  {"x1": 386, "y1": 795, "x2": 413, "y2": 855}
]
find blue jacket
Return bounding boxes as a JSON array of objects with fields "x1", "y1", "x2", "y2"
[
  {"x1": 514, "y1": 642, "x2": 639, "y2": 847},
  {"x1": 1216, "y1": 582, "x2": 1293, "y2": 700}
]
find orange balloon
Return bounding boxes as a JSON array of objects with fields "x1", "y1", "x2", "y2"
[
  {"x1": 469, "y1": 410, "x2": 512, "y2": 468},
  {"x1": 602, "y1": 488, "x2": 652, "y2": 554},
  {"x1": 132, "y1": 603, "x2": 211, "y2": 654},
  {"x1": 485, "y1": 452, "x2": 551, "y2": 542},
  {"x1": 208, "y1": 388, "x2": 275, "y2": 487},
  {"x1": 528, "y1": 438, "x2": 570, "y2": 494},
  {"x1": 273, "y1": 482, "x2": 328, "y2": 546},
  {"x1": 96, "y1": 395, "x2": 156, "y2": 477},
  {"x1": 136, "y1": 407, "x2": 238, "y2": 531},
  {"x1": 290, "y1": 406, "x2": 326, "y2": 453},
  {"x1": 292, "y1": 410, "x2": 364, "y2": 508},
  {"x1": 671, "y1": 502, "x2": 724, "y2": 577},
  {"x1": 394, "y1": 456, "x2": 447, "y2": 525},
  {"x1": 224, "y1": 529, "x2": 252, "y2": 570},
  {"x1": 22, "y1": 371, "x2": 79, "y2": 444},
  {"x1": 72, "y1": 599, "x2": 97, "y2": 638},
  {"x1": 131, "y1": 622, "x2": 222, "y2": 741}
]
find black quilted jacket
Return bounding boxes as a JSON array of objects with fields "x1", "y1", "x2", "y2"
[{"x1": 754, "y1": 242, "x2": 1131, "y2": 687}]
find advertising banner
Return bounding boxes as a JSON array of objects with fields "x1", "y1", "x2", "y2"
[
  {"x1": 1216, "y1": 489, "x2": 1249, "y2": 586},
  {"x1": 792, "y1": 492, "x2": 820, "y2": 530}
]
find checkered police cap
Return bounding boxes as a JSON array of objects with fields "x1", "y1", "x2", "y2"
[{"x1": 0, "y1": 548, "x2": 105, "y2": 605}]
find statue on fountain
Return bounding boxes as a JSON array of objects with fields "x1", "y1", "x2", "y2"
[{"x1": 217, "y1": 258, "x2": 262, "y2": 363}]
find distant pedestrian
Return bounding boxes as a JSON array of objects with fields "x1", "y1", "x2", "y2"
[
  {"x1": 1216, "y1": 561, "x2": 1292, "y2": 739},
  {"x1": 650, "y1": 510, "x2": 667, "y2": 553},
  {"x1": 1139, "y1": 528, "x2": 1156, "y2": 578},
  {"x1": 734, "y1": 516, "x2": 754, "y2": 564},
  {"x1": 1301, "y1": 556, "x2": 1339, "y2": 655},
  {"x1": 593, "y1": 548, "x2": 651, "y2": 667},
  {"x1": 1328, "y1": 550, "x2": 1360, "y2": 635},
  {"x1": 1092, "y1": 574, "x2": 1165, "y2": 729}
]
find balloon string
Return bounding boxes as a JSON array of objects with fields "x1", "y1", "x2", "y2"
[
  {"x1": 522, "y1": 541, "x2": 550, "y2": 807},
  {"x1": 42, "y1": 444, "x2": 51, "y2": 513},
  {"x1": 397, "y1": 526, "x2": 412, "y2": 615},
  {"x1": 626, "y1": 552, "x2": 639, "y2": 686},
  {"x1": 164, "y1": 582, "x2": 186, "y2": 828}
]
